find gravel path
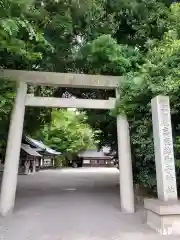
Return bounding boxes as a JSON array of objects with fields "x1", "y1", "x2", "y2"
[{"x1": 0, "y1": 168, "x2": 179, "y2": 240}]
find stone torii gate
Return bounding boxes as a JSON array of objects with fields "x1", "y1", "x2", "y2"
[
  {"x1": 0, "y1": 70, "x2": 135, "y2": 216},
  {"x1": 1, "y1": 70, "x2": 180, "y2": 236}
]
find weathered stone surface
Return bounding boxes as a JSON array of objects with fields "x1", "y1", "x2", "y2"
[
  {"x1": 0, "y1": 82, "x2": 27, "y2": 216},
  {"x1": 25, "y1": 96, "x2": 116, "y2": 109},
  {"x1": 0, "y1": 69, "x2": 120, "y2": 89},
  {"x1": 117, "y1": 115, "x2": 134, "y2": 213},
  {"x1": 145, "y1": 199, "x2": 180, "y2": 235},
  {"x1": 145, "y1": 198, "x2": 180, "y2": 215},
  {"x1": 144, "y1": 95, "x2": 179, "y2": 236},
  {"x1": 151, "y1": 95, "x2": 177, "y2": 201}
]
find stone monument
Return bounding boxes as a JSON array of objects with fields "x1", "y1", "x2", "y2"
[{"x1": 144, "y1": 95, "x2": 180, "y2": 235}]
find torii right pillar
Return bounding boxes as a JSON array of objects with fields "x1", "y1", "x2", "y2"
[
  {"x1": 117, "y1": 115, "x2": 135, "y2": 213},
  {"x1": 144, "y1": 95, "x2": 180, "y2": 235},
  {"x1": 115, "y1": 90, "x2": 134, "y2": 214}
]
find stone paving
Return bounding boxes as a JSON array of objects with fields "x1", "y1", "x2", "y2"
[{"x1": 0, "y1": 168, "x2": 179, "y2": 240}]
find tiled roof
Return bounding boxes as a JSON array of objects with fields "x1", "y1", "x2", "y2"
[
  {"x1": 23, "y1": 136, "x2": 61, "y2": 155},
  {"x1": 21, "y1": 144, "x2": 42, "y2": 157},
  {"x1": 78, "y1": 149, "x2": 112, "y2": 159}
]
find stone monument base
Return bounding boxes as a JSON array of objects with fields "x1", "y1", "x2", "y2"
[{"x1": 144, "y1": 198, "x2": 180, "y2": 235}]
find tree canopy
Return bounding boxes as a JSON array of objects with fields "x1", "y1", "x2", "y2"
[
  {"x1": 39, "y1": 109, "x2": 99, "y2": 154},
  {"x1": 113, "y1": 3, "x2": 180, "y2": 188},
  {"x1": 1, "y1": 0, "x2": 180, "y2": 189}
]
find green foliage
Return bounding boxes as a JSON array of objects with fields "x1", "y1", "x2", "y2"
[
  {"x1": 35, "y1": 0, "x2": 117, "y2": 72},
  {"x1": 75, "y1": 34, "x2": 142, "y2": 75},
  {"x1": 108, "y1": 0, "x2": 170, "y2": 47},
  {"x1": 0, "y1": 0, "x2": 53, "y2": 156},
  {"x1": 54, "y1": 155, "x2": 67, "y2": 168},
  {"x1": 74, "y1": 34, "x2": 142, "y2": 150},
  {"x1": 0, "y1": 0, "x2": 52, "y2": 67},
  {"x1": 0, "y1": 80, "x2": 15, "y2": 155},
  {"x1": 40, "y1": 109, "x2": 98, "y2": 154},
  {"x1": 115, "y1": 12, "x2": 180, "y2": 187},
  {"x1": 1, "y1": 0, "x2": 180, "y2": 189}
]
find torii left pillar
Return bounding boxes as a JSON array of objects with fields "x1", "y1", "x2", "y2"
[{"x1": 0, "y1": 82, "x2": 27, "y2": 216}]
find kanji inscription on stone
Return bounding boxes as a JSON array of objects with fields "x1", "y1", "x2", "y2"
[{"x1": 151, "y1": 95, "x2": 177, "y2": 201}]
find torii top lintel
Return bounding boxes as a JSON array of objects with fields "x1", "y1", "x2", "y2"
[{"x1": 0, "y1": 69, "x2": 120, "y2": 89}]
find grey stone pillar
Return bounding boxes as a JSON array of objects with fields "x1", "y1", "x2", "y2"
[
  {"x1": 144, "y1": 96, "x2": 180, "y2": 235},
  {"x1": 117, "y1": 115, "x2": 135, "y2": 213},
  {"x1": 151, "y1": 95, "x2": 177, "y2": 201},
  {"x1": 0, "y1": 82, "x2": 27, "y2": 216},
  {"x1": 32, "y1": 160, "x2": 36, "y2": 173}
]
